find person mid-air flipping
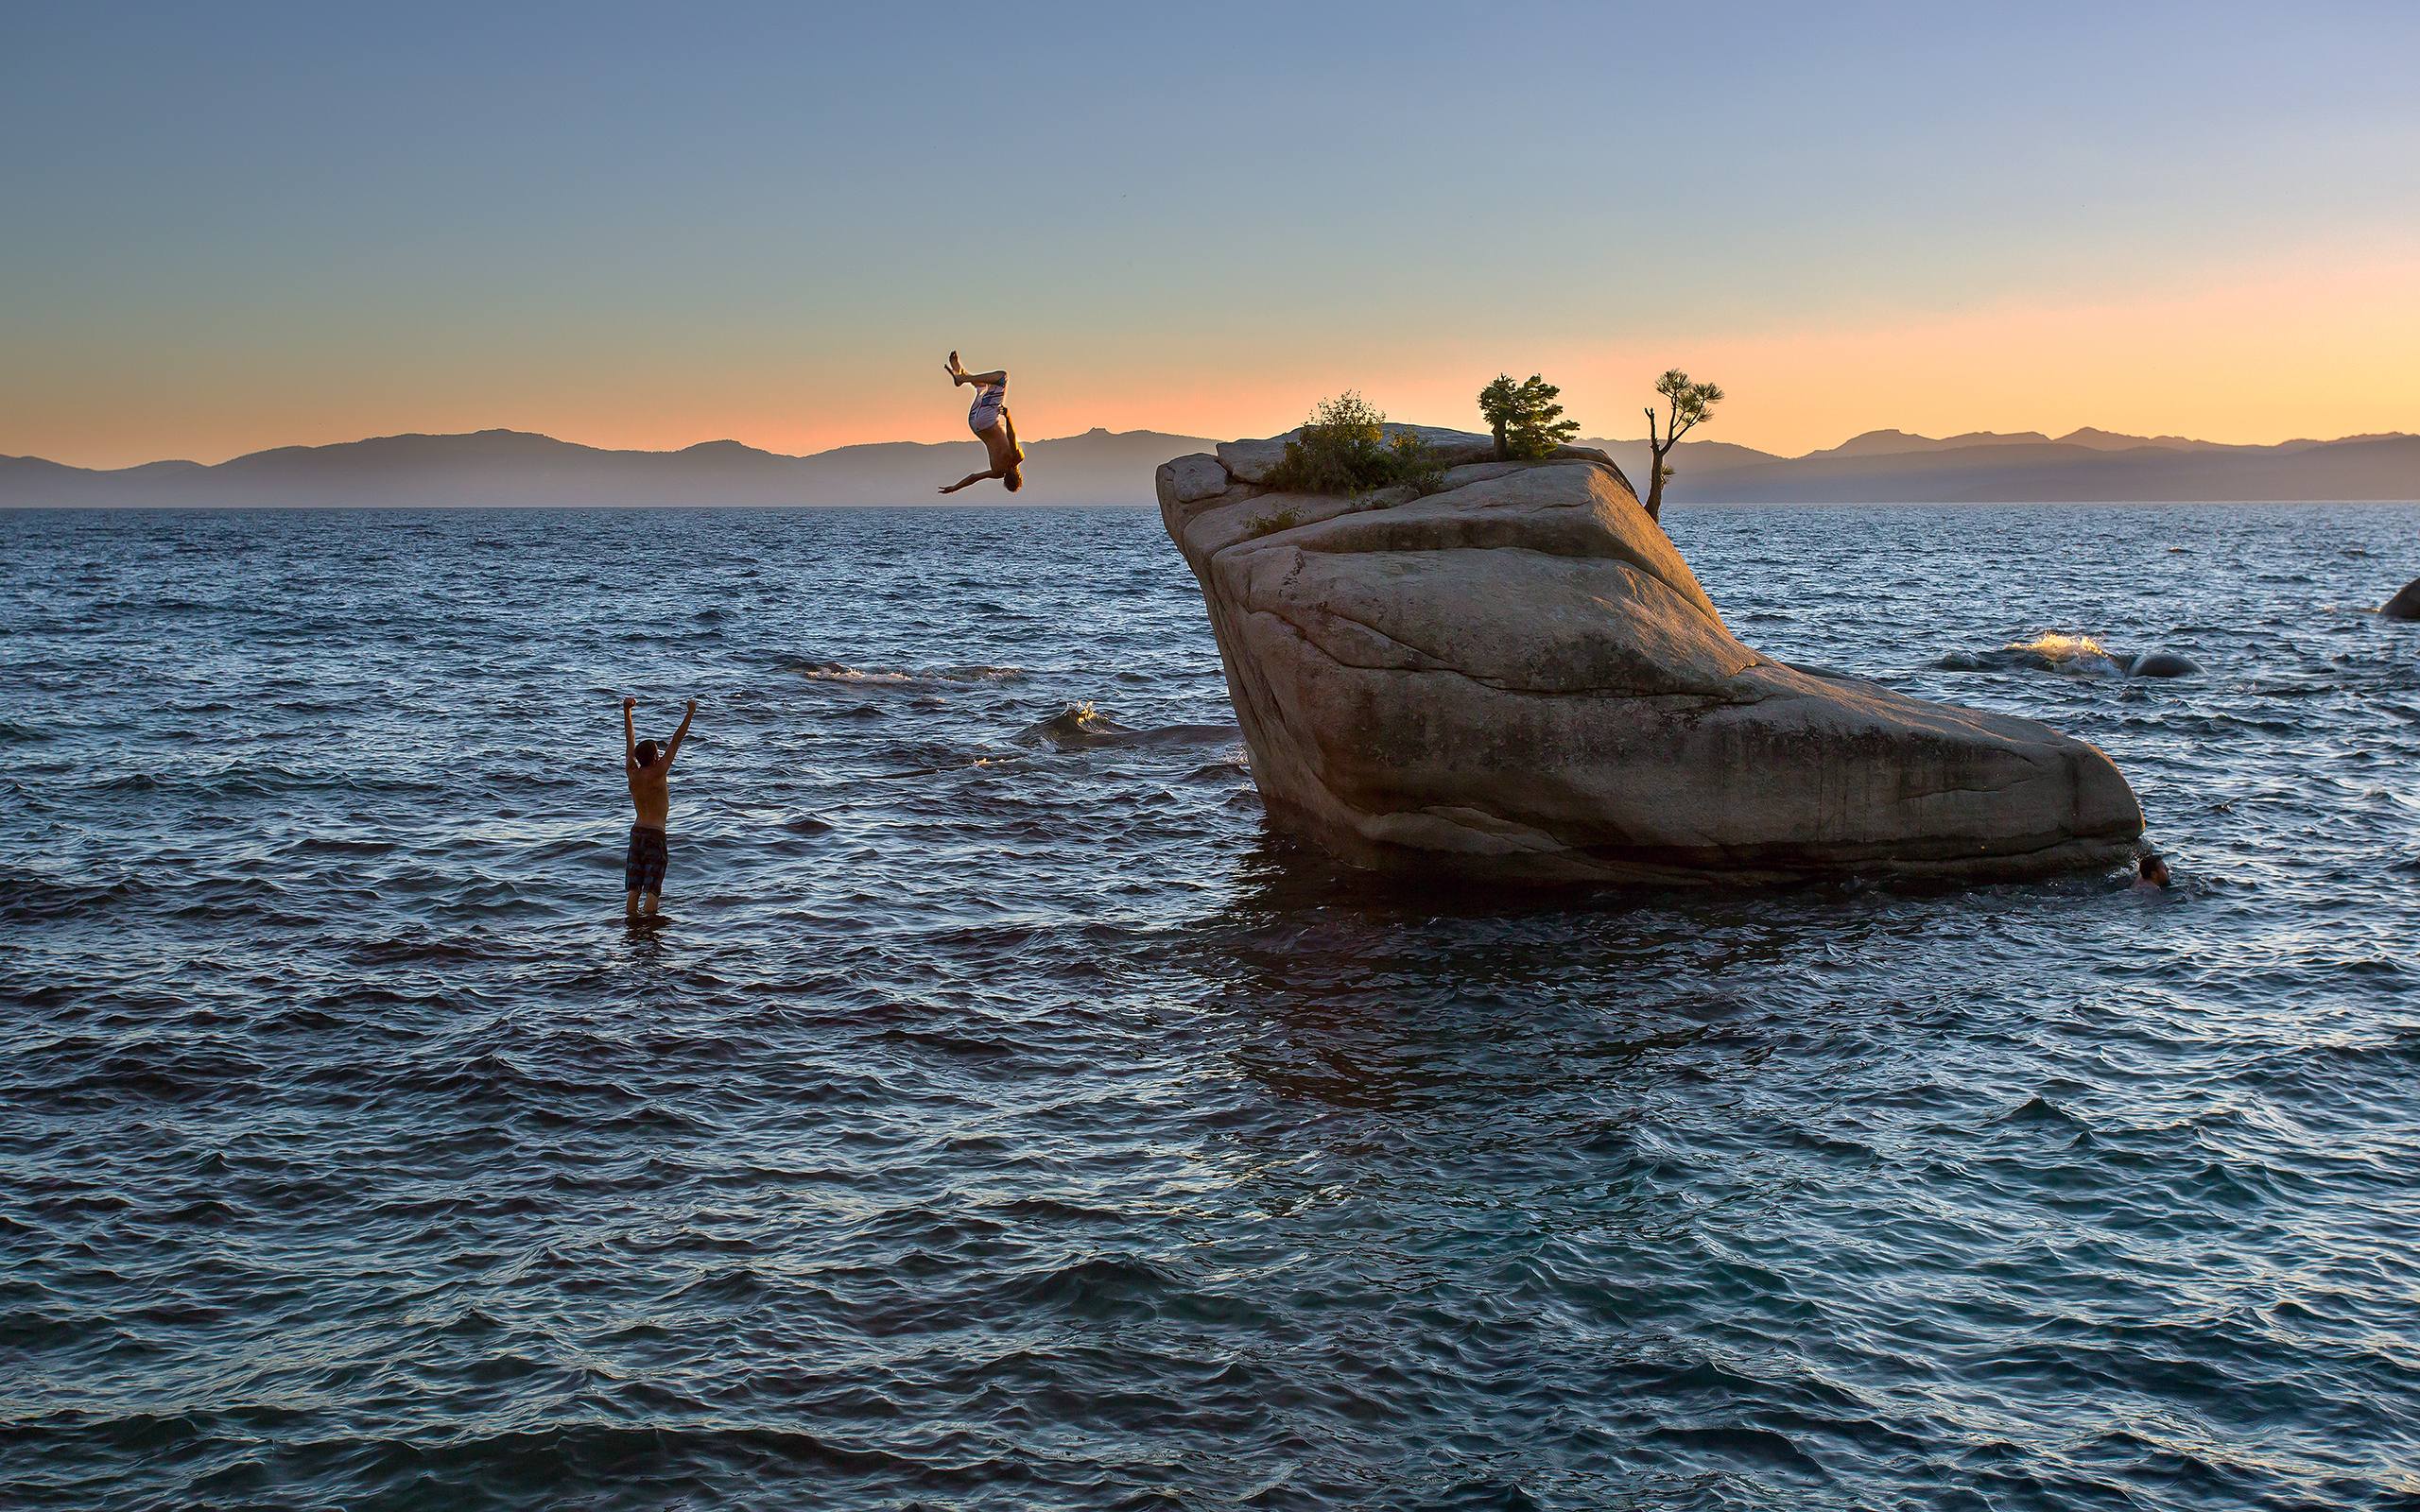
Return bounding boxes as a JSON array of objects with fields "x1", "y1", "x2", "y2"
[{"x1": 940, "y1": 351, "x2": 1025, "y2": 493}]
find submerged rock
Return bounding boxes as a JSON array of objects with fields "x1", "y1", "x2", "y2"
[
  {"x1": 1157, "y1": 429, "x2": 2143, "y2": 884},
  {"x1": 2127, "y1": 651, "x2": 2203, "y2": 678},
  {"x1": 2384, "y1": 577, "x2": 2420, "y2": 621}
]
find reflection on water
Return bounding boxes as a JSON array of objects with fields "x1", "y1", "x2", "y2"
[{"x1": 3, "y1": 502, "x2": 2417, "y2": 1509}]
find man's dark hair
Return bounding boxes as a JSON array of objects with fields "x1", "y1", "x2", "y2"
[
  {"x1": 1003, "y1": 470, "x2": 1023, "y2": 492},
  {"x1": 634, "y1": 739, "x2": 661, "y2": 767}
]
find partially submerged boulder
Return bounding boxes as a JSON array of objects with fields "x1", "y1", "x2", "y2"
[
  {"x1": 1158, "y1": 427, "x2": 2143, "y2": 884},
  {"x1": 2127, "y1": 651, "x2": 2202, "y2": 679},
  {"x1": 2384, "y1": 577, "x2": 2420, "y2": 621}
]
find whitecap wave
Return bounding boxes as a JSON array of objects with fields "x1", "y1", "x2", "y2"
[
  {"x1": 2011, "y1": 632, "x2": 2120, "y2": 670},
  {"x1": 1938, "y1": 632, "x2": 2139, "y2": 677},
  {"x1": 792, "y1": 661, "x2": 1024, "y2": 685}
]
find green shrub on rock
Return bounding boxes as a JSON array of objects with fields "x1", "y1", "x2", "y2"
[
  {"x1": 1263, "y1": 393, "x2": 1451, "y2": 498},
  {"x1": 1387, "y1": 429, "x2": 1446, "y2": 496},
  {"x1": 1477, "y1": 373, "x2": 1581, "y2": 460},
  {"x1": 1265, "y1": 392, "x2": 1396, "y2": 495}
]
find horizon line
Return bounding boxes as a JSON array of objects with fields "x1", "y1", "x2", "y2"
[{"x1": 13, "y1": 420, "x2": 2419, "y2": 475}]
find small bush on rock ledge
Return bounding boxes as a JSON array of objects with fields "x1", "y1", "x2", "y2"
[
  {"x1": 1478, "y1": 373, "x2": 1581, "y2": 460},
  {"x1": 1265, "y1": 392, "x2": 1389, "y2": 493},
  {"x1": 1265, "y1": 392, "x2": 1445, "y2": 497}
]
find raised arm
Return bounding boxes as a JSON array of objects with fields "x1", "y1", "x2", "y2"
[
  {"x1": 664, "y1": 698, "x2": 697, "y2": 765},
  {"x1": 939, "y1": 466, "x2": 1003, "y2": 494},
  {"x1": 622, "y1": 696, "x2": 637, "y2": 770}
]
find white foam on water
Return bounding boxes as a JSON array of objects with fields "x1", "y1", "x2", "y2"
[
  {"x1": 2008, "y1": 631, "x2": 2124, "y2": 674},
  {"x1": 2010, "y1": 631, "x2": 2112, "y2": 662},
  {"x1": 793, "y1": 661, "x2": 1024, "y2": 684}
]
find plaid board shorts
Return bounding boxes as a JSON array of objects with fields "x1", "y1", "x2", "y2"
[{"x1": 625, "y1": 825, "x2": 668, "y2": 893}]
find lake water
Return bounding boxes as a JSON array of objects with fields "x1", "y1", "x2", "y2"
[{"x1": 4, "y1": 501, "x2": 2417, "y2": 1510}]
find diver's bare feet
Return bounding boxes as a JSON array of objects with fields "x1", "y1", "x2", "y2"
[{"x1": 946, "y1": 350, "x2": 963, "y2": 383}]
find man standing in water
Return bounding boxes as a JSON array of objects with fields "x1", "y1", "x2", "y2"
[
  {"x1": 622, "y1": 695, "x2": 696, "y2": 920},
  {"x1": 939, "y1": 351, "x2": 1025, "y2": 494}
]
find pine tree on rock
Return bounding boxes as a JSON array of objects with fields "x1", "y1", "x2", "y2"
[{"x1": 1478, "y1": 373, "x2": 1582, "y2": 461}]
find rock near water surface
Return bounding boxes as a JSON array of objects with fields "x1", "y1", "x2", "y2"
[
  {"x1": 2384, "y1": 577, "x2": 2420, "y2": 621},
  {"x1": 1158, "y1": 428, "x2": 2144, "y2": 883}
]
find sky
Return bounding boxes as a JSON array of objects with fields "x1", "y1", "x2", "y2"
[{"x1": 5, "y1": 1, "x2": 2420, "y2": 468}]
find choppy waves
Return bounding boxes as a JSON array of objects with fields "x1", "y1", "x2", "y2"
[{"x1": 4, "y1": 501, "x2": 2419, "y2": 1510}]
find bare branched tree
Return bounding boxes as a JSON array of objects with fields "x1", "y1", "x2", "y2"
[{"x1": 1642, "y1": 369, "x2": 1723, "y2": 523}]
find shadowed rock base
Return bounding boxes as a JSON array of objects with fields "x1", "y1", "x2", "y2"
[{"x1": 1158, "y1": 428, "x2": 2145, "y2": 885}]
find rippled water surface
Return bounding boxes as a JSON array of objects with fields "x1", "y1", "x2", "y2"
[{"x1": 6, "y1": 502, "x2": 2418, "y2": 1510}]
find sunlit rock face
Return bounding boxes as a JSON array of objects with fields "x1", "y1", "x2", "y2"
[{"x1": 1158, "y1": 427, "x2": 2143, "y2": 884}]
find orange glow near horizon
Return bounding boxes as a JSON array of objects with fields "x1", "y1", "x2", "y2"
[{"x1": 9, "y1": 238, "x2": 2419, "y2": 471}]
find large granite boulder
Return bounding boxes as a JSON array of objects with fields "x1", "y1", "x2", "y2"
[
  {"x1": 1158, "y1": 427, "x2": 2143, "y2": 884},
  {"x1": 2384, "y1": 577, "x2": 2420, "y2": 621}
]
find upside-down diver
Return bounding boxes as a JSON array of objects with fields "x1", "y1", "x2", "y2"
[{"x1": 939, "y1": 351, "x2": 1025, "y2": 494}]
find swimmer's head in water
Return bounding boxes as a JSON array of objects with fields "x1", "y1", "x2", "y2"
[
  {"x1": 1003, "y1": 466, "x2": 1024, "y2": 493},
  {"x1": 634, "y1": 738, "x2": 661, "y2": 768},
  {"x1": 2137, "y1": 851, "x2": 2169, "y2": 887}
]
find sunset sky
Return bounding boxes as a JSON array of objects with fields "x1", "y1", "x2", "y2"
[{"x1": 6, "y1": 1, "x2": 2419, "y2": 468}]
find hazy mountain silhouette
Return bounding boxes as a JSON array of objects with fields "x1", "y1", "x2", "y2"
[
  {"x1": 1808, "y1": 428, "x2": 2056, "y2": 457},
  {"x1": 2053, "y1": 426, "x2": 2233, "y2": 453},
  {"x1": 1580, "y1": 428, "x2": 2419, "y2": 503},
  {"x1": 5, "y1": 423, "x2": 2415, "y2": 507},
  {"x1": 0, "y1": 427, "x2": 1220, "y2": 508}
]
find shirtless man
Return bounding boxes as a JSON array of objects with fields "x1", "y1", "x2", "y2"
[
  {"x1": 939, "y1": 351, "x2": 1025, "y2": 493},
  {"x1": 621, "y1": 695, "x2": 696, "y2": 919}
]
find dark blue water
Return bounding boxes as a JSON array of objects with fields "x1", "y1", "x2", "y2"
[{"x1": 5, "y1": 503, "x2": 2417, "y2": 1510}]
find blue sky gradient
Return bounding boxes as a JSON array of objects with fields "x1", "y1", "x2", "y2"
[{"x1": 6, "y1": 2, "x2": 2418, "y2": 463}]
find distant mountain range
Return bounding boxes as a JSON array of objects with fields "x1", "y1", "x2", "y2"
[
  {"x1": 1581, "y1": 427, "x2": 2420, "y2": 504},
  {"x1": 0, "y1": 428, "x2": 1223, "y2": 509},
  {"x1": 5, "y1": 424, "x2": 2416, "y2": 507}
]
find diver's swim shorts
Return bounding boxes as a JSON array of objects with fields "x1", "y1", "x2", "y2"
[
  {"x1": 625, "y1": 825, "x2": 668, "y2": 894},
  {"x1": 967, "y1": 379, "x2": 1007, "y2": 435}
]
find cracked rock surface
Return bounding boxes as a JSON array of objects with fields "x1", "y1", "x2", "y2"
[{"x1": 1157, "y1": 427, "x2": 2144, "y2": 883}]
